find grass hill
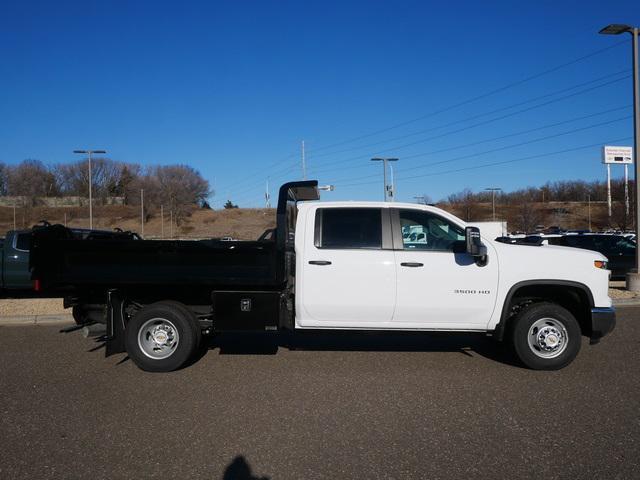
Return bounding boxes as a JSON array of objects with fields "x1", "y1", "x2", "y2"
[{"x1": 0, "y1": 199, "x2": 623, "y2": 240}]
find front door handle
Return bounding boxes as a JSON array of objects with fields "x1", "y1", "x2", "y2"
[
  {"x1": 400, "y1": 262, "x2": 424, "y2": 267},
  {"x1": 309, "y1": 260, "x2": 332, "y2": 266}
]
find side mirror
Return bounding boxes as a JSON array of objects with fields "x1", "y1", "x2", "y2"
[{"x1": 465, "y1": 226, "x2": 487, "y2": 259}]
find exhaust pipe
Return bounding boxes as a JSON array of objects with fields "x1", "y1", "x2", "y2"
[{"x1": 82, "y1": 324, "x2": 107, "y2": 338}]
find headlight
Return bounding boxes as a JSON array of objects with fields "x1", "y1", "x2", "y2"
[{"x1": 594, "y1": 260, "x2": 609, "y2": 270}]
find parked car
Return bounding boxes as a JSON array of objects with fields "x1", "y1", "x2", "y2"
[
  {"x1": 546, "y1": 234, "x2": 635, "y2": 279},
  {"x1": 1, "y1": 226, "x2": 140, "y2": 295}
]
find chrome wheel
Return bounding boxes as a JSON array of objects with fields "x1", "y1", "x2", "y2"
[
  {"x1": 137, "y1": 318, "x2": 180, "y2": 360},
  {"x1": 527, "y1": 317, "x2": 569, "y2": 359}
]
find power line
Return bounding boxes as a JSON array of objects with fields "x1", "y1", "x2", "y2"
[
  {"x1": 305, "y1": 40, "x2": 628, "y2": 154},
  {"x1": 307, "y1": 69, "x2": 630, "y2": 161},
  {"x1": 337, "y1": 137, "x2": 633, "y2": 188},
  {"x1": 308, "y1": 75, "x2": 630, "y2": 176},
  {"x1": 308, "y1": 105, "x2": 631, "y2": 178},
  {"x1": 328, "y1": 116, "x2": 632, "y2": 186},
  {"x1": 223, "y1": 41, "x2": 627, "y2": 200}
]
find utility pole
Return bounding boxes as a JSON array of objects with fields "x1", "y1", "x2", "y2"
[
  {"x1": 599, "y1": 24, "x2": 640, "y2": 290},
  {"x1": 301, "y1": 140, "x2": 307, "y2": 180},
  {"x1": 160, "y1": 205, "x2": 164, "y2": 239},
  {"x1": 388, "y1": 164, "x2": 396, "y2": 202},
  {"x1": 265, "y1": 179, "x2": 271, "y2": 208},
  {"x1": 140, "y1": 189, "x2": 144, "y2": 237},
  {"x1": 607, "y1": 163, "x2": 612, "y2": 220},
  {"x1": 485, "y1": 187, "x2": 502, "y2": 221},
  {"x1": 371, "y1": 157, "x2": 399, "y2": 202},
  {"x1": 625, "y1": 163, "x2": 630, "y2": 219},
  {"x1": 73, "y1": 149, "x2": 106, "y2": 229}
]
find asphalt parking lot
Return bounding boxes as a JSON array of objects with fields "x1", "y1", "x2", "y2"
[{"x1": 1, "y1": 307, "x2": 638, "y2": 480}]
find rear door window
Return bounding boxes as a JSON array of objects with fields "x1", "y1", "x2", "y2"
[
  {"x1": 317, "y1": 208, "x2": 382, "y2": 249},
  {"x1": 15, "y1": 233, "x2": 30, "y2": 251}
]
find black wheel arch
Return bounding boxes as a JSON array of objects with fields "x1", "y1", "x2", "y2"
[{"x1": 493, "y1": 280, "x2": 595, "y2": 341}]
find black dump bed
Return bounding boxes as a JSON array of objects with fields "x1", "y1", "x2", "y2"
[
  {"x1": 29, "y1": 181, "x2": 319, "y2": 297},
  {"x1": 31, "y1": 227, "x2": 279, "y2": 289}
]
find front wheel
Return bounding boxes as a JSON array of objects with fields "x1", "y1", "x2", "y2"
[
  {"x1": 510, "y1": 302, "x2": 581, "y2": 370},
  {"x1": 126, "y1": 301, "x2": 201, "y2": 372}
]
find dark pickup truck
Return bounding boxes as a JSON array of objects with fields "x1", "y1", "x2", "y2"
[{"x1": 1, "y1": 226, "x2": 140, "y2": 296}]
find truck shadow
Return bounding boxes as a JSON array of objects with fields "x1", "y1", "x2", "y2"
[
  {"x1": 221, "y1": 455, "x2": 270, "y2": 480},
  {"x1": 205, "y1": 331, "x2": 522, "y2": 368}
]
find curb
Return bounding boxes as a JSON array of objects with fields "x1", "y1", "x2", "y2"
[
  {"x1": 612, "y1": 298, "x2": 640, "y2": 306},
  {"x1": 0, "y1": 314, "x2": 74, "y2": 326}
]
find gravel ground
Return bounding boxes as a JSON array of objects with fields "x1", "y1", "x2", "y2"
[
  {"x1": 608, "y1": 280, "x2": 640, "y2": 300},
  {"x1": 0, "y1": 298, "x2": 67, "y2": 316}
]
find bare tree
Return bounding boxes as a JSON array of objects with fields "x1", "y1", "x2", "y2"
[
  {"x1": 447, "y1": 188, "x2": 478, "y2": 221},
  {"x1": 0, "y1": 163, "x2": 8, "y2": 196},
  {"x1": 7, "y1": 159, "x2": 59, "y2": 205}
]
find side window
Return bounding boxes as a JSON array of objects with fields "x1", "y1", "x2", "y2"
[
  {"x1": 399, "y1": 210, "x2": 464, "y2": 251},
  {"x1": 565, "y1": 236, "x2": 594, "y2": 249},
  {"x1": 317, "y1": 208, "x2": 382, "y2": 249},
  {"x1": 15, "y1": 233, "x2": 31, "y2": 251}
]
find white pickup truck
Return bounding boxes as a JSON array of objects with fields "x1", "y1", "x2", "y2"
[{"x1": 31, "y1": 181, "x2": 616, "y2": 372}]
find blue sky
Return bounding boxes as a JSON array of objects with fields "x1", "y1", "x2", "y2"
[{"x1": 0, "y1": 0, "x2": 638, "y2": 206}]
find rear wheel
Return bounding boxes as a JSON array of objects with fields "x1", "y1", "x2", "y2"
[
  {"x1": 510, "y1": 302, "x2": 581, "y2": 370},
  {"x1": 126, "y1": 301, "x2": 200, "y2": 372}
]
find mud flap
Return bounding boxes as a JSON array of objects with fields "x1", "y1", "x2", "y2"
[{"x1": 106, "y1": 290, "x2": 126, "y2": 356}]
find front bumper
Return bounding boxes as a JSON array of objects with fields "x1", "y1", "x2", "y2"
[{"x1": 590, "y1": 307, "x2": 616, "y2": 344}]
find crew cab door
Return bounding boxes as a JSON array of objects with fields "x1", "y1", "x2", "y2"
[
  {"x1": 4, "y1": 232, "x2": 32, "y2": 289},
  {"x1": 297, "y1": 206, "x2": 396, "y2": 327},
  {"x1": 391, "y1": 209, "x2": 498, "y2": 329}
]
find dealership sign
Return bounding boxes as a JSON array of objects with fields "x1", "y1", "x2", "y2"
[{"x1": 602, "y1": 145, "x2": 633, "y2": 164}]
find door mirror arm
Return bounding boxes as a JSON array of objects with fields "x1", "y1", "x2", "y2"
[{"x1": 465, "y1": 226, "x2": 488, "y2": 266}]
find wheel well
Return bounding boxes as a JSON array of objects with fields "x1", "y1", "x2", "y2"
[{"x1": 497, "y1": 283, "x2": 593, "y2": 340}]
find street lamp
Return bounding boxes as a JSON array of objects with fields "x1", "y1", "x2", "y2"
[
  {"x1": 73, "y1": 149, "x2": 106, "y2": 230},
  {"x1": 485, "y1": 187, "x2": 502, "y2": 221},
  {"x1": 371, "y1": 157, "x2": 398, "y2": 202},
  {"x1": 599, "y1": 24, "x2": 640, "y2": 290}
]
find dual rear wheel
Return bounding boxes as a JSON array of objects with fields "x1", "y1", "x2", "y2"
[{"x1": 125, "y1": 301, "x2": 201, "y2": 372}]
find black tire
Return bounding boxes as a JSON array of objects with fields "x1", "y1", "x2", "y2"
[
  {"x1": 125, "y1": 301, "x2": 201, "y2": 372},
  {"x1": 510, "y1": 302, "x2": 581, "y2": 370},
  {"x1": 72, "y1": 305, "x2": 87, "y2": 325}
]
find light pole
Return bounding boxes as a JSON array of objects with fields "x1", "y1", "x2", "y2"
[
  {"x1": 140, "y1": 189, "x2": 144, "y2": 237},
  {"x1": 587, "y1": 194, "x2": 592, "y2": 232},
  {"x1": 485, "y1": 187, "x2": 502, "y2": 221},
  {"x1": 371, "y1": 157, "x2": 398, "y2": 202},
  {"x1": 600, "y1": 24, "x2": 640, "y2": 290},
  {"x1": 73, "y1": 149, "x2": 106, "y2": 230}
]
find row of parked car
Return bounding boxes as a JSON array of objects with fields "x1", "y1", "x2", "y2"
[{"x1": 497, "y1": 232, "x2": 636, "y2": 279}]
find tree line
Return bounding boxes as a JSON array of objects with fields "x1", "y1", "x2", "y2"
[
  {"x1": 444, "y1": 178, "x2": 635, "y2": 231},
  {"x1": 0, "y1": 158, "x2": 211, "y2": 222}
]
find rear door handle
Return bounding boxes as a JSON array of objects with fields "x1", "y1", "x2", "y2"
[
  {"x1": 309, "y1": 260, "x2": 332, "y2": 266},
  {"x1": 400, "y1": 262, "x2": 424, "y2": 267}
]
